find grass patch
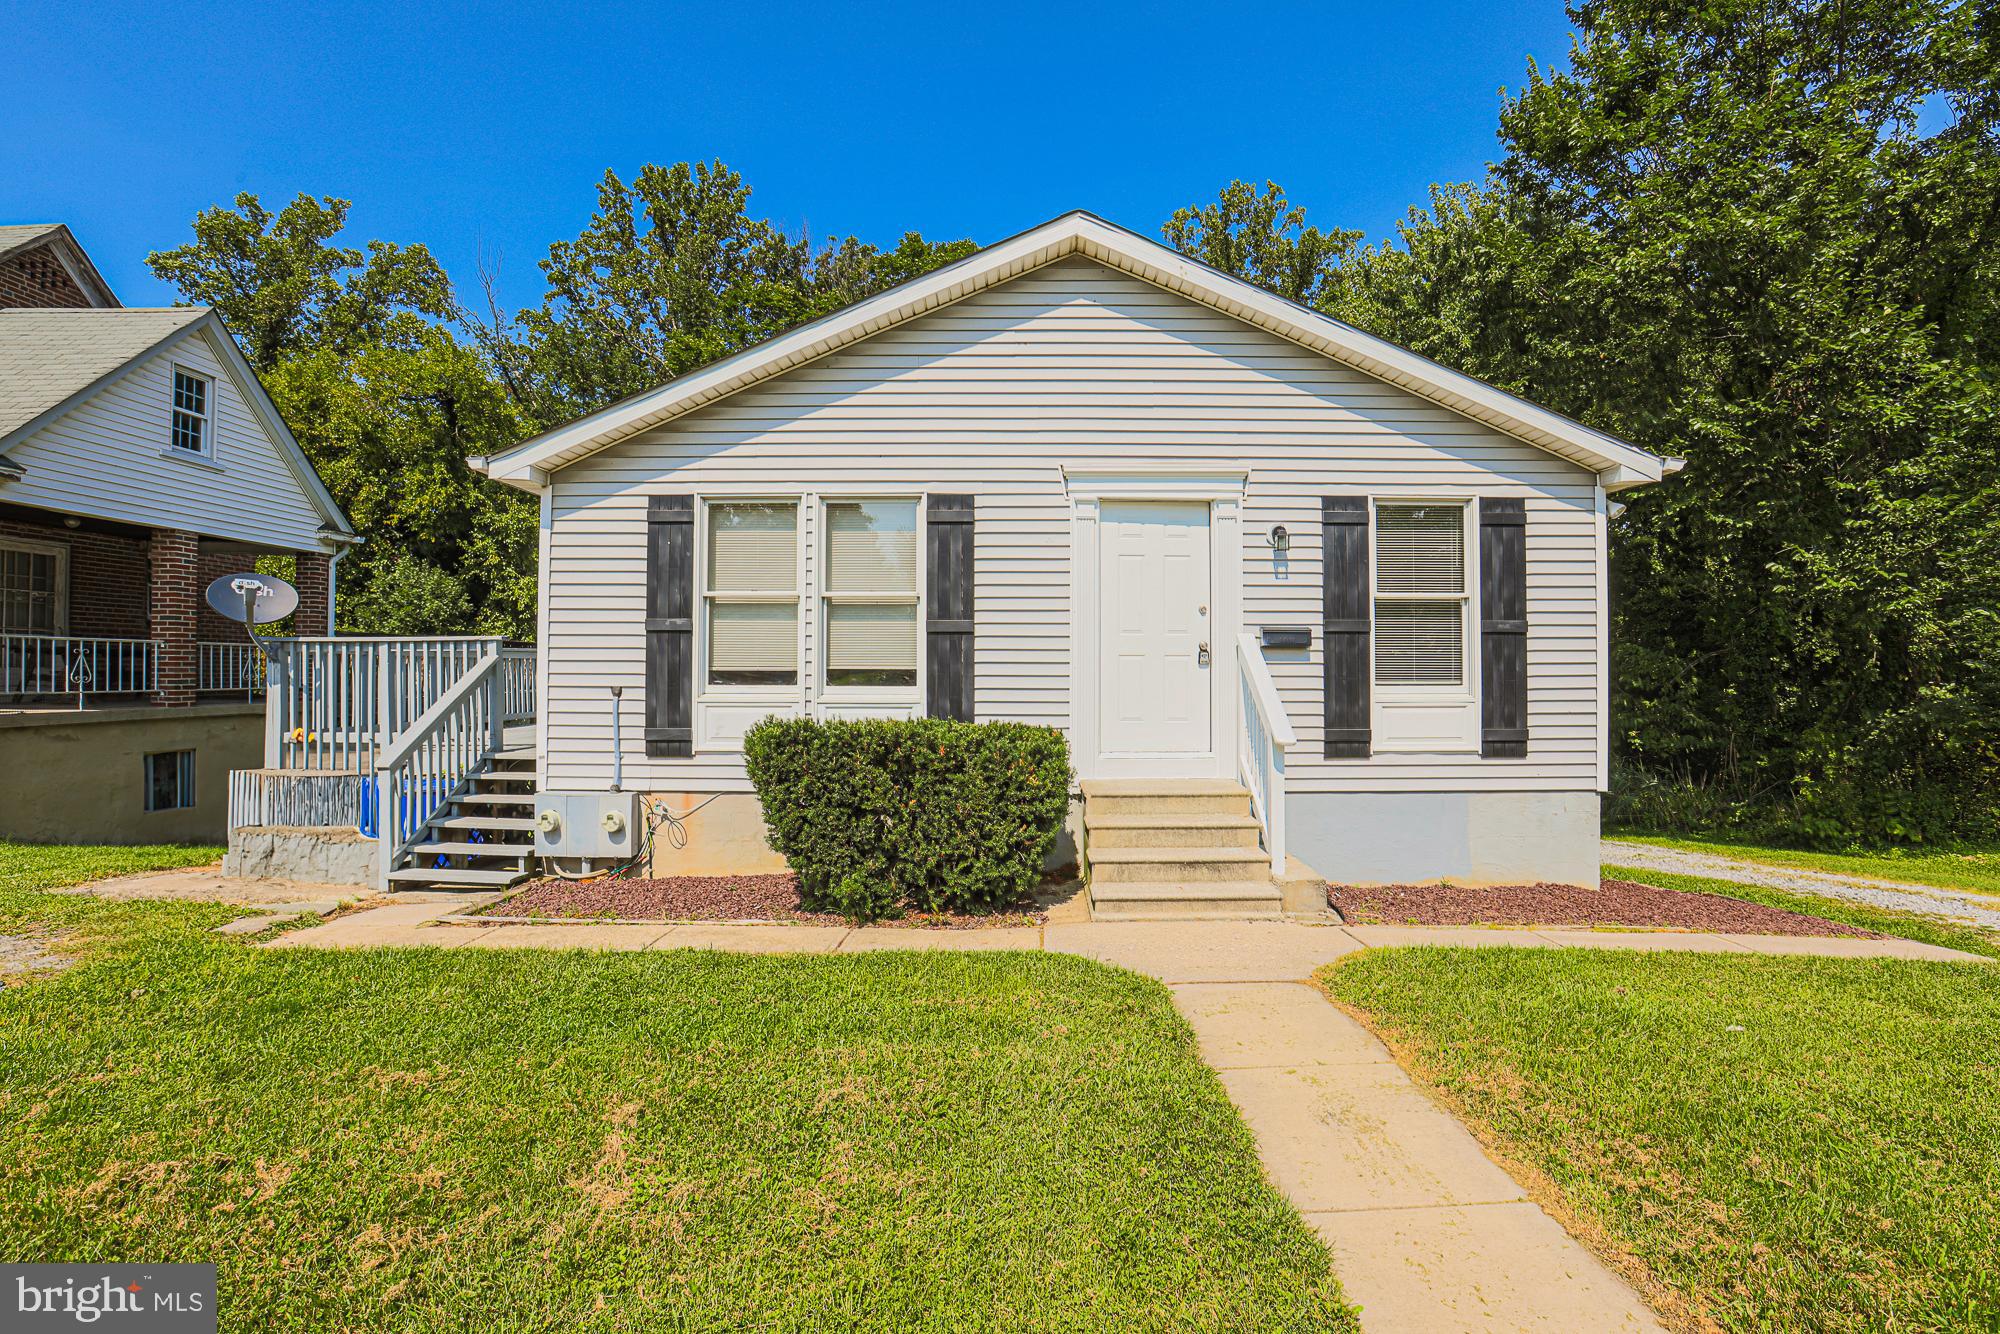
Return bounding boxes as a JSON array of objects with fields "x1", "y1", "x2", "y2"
[
  {"x1": 1606, "y1": 863, "x2": 2000, "y2": 960},
  {"x1": 1323, "y1": 948, "x2": 2000, "y2": 1332},
  {"x1": 0, "y1": 840, "x2": 222, "y2": 893},
  {"x1": 0, "y1": 844, "x2": 1352, "y2": 1331},
  {"x1": 1608, "y1": 831, "x2": 2000, "y2": 899}
]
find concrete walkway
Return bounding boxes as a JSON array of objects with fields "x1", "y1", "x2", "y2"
[
  {"x1": 1604, "y1": 839, "x2": 2000, "y2": 930},
  {"x1": 260, "y1": 910, "x2": 1984, "y2": 1332}
]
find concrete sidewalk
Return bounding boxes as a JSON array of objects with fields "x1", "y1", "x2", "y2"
[{"x1": 260, "y1": 908, "x2": 1982, "y2": 1332}]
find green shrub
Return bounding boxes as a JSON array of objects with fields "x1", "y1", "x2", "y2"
[
  {"x1": 827, "y1": 871, "x2": 900, "y2": 925},
  {"x1": 743, "y1": 716, "x2": 1071, "y2": 915}
]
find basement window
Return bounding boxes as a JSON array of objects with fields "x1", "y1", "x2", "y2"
[{"x1": 144, "y1": 750, "x2": 196, "y2": 812}]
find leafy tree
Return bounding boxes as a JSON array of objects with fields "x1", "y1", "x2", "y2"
[
  {"x1": 1161, "y1": 181, "x2": 1361, "y2": 308},
  {"x1": 149, "y1": 195, "x2": 537, "y2": 637},
  {"x1": 1172, "y1": 1, "x2": 2000, "y2": 842},
  {"x1": 488, "y1": 161, "x2": 977, "y2": 426}
]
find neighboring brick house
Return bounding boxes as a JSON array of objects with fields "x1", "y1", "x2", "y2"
[{"x1": 0, "y1": 223, "x2": 358, "y2": 842}]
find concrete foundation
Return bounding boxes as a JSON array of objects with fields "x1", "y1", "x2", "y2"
[
  {"x1": 0, "y1": 703, "x2": 263, "y2": 844},
  {"x1": 1286, "y1": 791, "x2": 1601, "y2": 888},
  {"x1": 223, "y1": 825, "x2": 378, "y2": 887},
  {"x1": 640, "y1": 791, "x2": 1084, "y2": 878}
]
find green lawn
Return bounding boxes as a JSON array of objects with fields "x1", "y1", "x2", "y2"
[
  {"x1": 1324, "y1": 948, "x2": 2000, "y2": 1333},
  {"x1": 1608, "y1": 831, "x2": 2000, "y2": 899},
  {"x1": 0, "y1": 842, "x2": 1353, "y2": 1332},
  {"x1": 1606, "y1": 863, "x2": 2000, "y2": 959}
]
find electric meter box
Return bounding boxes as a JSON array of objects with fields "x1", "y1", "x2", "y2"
[{"x1": 534, "y1": 791, "x2": 643, "y2": 860}]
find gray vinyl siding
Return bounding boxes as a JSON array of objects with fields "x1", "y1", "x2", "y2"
[
  {"x1": 544, "y1": 256, "x2": 1601, "y2": 794},
  {"x1": 1, "y1": 327, "x2": 330, "y2": 551}
]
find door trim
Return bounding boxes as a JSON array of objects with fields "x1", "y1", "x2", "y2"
[{"x1": 1066, "y1": 468, "x2": 1244, "y2": 781}]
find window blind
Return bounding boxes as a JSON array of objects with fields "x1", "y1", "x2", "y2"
[
  {"x1": 708, "y1": 602, "x2": 797, "y2": 680},
  {"x1": 707, "y1": 503, "x2": 797, "y2": 592},
  {"x1": 826, "y1": 500, "x2": 917, "y2": 592},
  {"x1": 827, "y1": 602, "x2": 918, "y2": 682},
  {"x1": 1375, "y1": 505, "x2": 1464, "y2": 595},
  {"x1": 1374, "y1": 602, "x2": 1464, "y2": 686}
]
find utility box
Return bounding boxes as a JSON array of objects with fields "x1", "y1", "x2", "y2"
[{"x1": 534, "y1": 791, "x2": 643, "y2": 862}]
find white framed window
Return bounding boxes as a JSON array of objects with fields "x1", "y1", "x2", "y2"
[
  {"x1": 0, "y1": 537, "x2": 67, "y2": 635},
  {"x1": 169, "y1": 367, "x2": 212, "y2": 456},
  {"x1": 144, "y1": 749, "x2": 196, "y2": 812},
  {"x1": 821, "y1": 498, "x2": 921, "y2": 695},
  {"x1": 701, "y1": 499, "x2": 800, "y2": 689},
  {"x1": 1370, "y1": 499, "x2": 1478, "y2": 752}
]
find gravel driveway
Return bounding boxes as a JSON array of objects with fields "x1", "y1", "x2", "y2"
[{"x1": 1603, "y1": 840, "x2": 2000, "y2": 930}]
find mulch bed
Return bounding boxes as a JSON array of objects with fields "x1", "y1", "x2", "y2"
[
  {"x1": 1327, "y1": 878, "x2": 1884, "y2": 938},
  {"x1": 476, "y1": 873, "x2": 1043, "y2": 930}
]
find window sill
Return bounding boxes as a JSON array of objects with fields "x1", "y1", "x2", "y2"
[{"x1": 159, "y1": 448, "x2": 224, "y2": 473}]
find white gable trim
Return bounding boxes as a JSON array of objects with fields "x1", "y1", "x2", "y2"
[
  {"x1": 0, "y1": 311, "x2": 357, "y2": 547},
  {"x1": 476, "y1": 211, "x2": 1670, "y2": 493}
]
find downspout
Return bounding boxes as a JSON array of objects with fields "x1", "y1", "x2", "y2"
[{"x1": 327, "y1": 546, "x2": 345, "y2": 636}]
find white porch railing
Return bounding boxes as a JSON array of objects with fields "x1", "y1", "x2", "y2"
[
  {"x1": 261, "y1": 636, "x2": 506, "y2": 772},
  {"x1": 228, "y1": 769, "x2": 369, "y2": 829},
  {"x1": 372, "y1": 647, "x2": 505, "y2": 890},
  {"x1": 500, "y1": 646, "x2": 535, "y2": 722},
  {"x1": 1236, "y1": 632, "x2": 1297, "y2": 878},
  {"x1": 198, "y1": 641, "x2": 266, "y2": 695},
  {"x1": 1, "y1": 633, "x2": 157, "y2": 703}
]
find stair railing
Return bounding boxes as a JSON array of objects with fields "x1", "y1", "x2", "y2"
[
  {"x1": 1235, "y1": 632, "x2": 1297, "y2": 879},
  {"x1": 372, "y1": 647, "x2": 505, "y2": 890}
]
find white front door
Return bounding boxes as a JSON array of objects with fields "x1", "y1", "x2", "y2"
[{"x1": 1099, "y1": 500, "x2": 1213, "y2": 763}]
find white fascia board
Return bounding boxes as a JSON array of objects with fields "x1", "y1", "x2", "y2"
[{"x1": 477, "y1": 210, "x2": 1669, "y2": 488}]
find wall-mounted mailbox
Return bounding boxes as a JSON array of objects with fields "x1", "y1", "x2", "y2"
[{"x1": 1260, "y1": 627, "x2": 1311, "y2": 650}]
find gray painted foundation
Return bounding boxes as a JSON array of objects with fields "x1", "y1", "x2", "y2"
[
  {"x1": 1287, "y1": 791, "x2": 1600, "y2": 888},
  {"x1": 224, "y1": 826, "x2": 379, "y2": 887}
]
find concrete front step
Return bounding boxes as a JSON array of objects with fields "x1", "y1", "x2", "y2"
[
  {"x1": 1088, "y1": 881, "x2": 1285, "y2": 921},
  {"x1": 1079, "y1": 778, "x2": 1252, "y2": 818},
  {"x1": 386, "y1": 865, "x2": 528, "y2": 888},
  {"x1": 1089, "y1": 846, "x2": 1275, "y2": 884},
  {"x1": 1086, "y1": 812, "x2": 1263, "y2": 849}
]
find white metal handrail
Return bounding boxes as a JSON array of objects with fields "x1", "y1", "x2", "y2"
[
  {"x1": 374, "y1": 649, "x2": 504, "y2": 890},
  {"x1": 198, "y1": 641, "x2": 266, "y2": 694},
  {"x1": 1, "y1": 633, "x2": 158, "y2": 703},
  {"x1": 1236, "y1": 632, "x2": 1297, "y2": 878},
  {"x1": 500, "y1": 646, "x2": 535, "y2": 722}
]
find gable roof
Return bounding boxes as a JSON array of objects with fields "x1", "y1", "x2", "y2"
[
  {"x1": 0, "y1": 224, "x2": 119, "y2": 307},
  {"x1": 0, "y1": 307, "x2": 356, "y2": 541},
  {"x1": 475, "y1": 210, "x2": 1673, "y2": 493}
]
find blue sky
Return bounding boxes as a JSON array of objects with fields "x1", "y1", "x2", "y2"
[{"x1": 9, "y1": 0, "x2": 1584, "y2": 313}]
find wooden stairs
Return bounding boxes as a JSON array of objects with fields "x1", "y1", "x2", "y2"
[
  {"x1": 1081, "y1": 780, "x2": 1285, "y2": 920},
  {"x1": 386, "y1": 747, "x2": 541, "y2": 890}
]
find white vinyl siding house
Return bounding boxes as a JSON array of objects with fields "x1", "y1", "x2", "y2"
[
  {"x1": 483, "y1": 213, "x2": 1669, "y2": 887},
  {"x1": 539, "y1": 256, "x2": 1606, "y2": 794},
  {"x1": 0, "y1": 315, "x2": 336, "y2": 553}
]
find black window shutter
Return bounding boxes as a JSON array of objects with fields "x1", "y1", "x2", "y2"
[
  {"x1": 1322, "y1": 496, "x2": 1370, "y2": 758},
  {"x1": 645, "y1": 495, "x2": 694, "y2": 757},
  {"x1": 1479, "y1": 498, "x2": 1528, "y2": 758},
  {"x1": 925, "y1": 495, "x2": 975, "y2": 721}
]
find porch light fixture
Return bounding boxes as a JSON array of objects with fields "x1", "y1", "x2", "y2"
[
  {"x1": 1267, "y1": 524, "x2": 1289, "y2": 553},
  {"x1": 62, "y1": 516, "x2": 81, "y2": 529}
]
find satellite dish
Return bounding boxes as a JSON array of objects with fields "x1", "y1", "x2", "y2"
[{"x1": 205, "y1": 572, "x2": 299, "y2": 625}]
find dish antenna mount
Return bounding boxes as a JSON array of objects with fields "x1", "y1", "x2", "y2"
[{"x1": 204, "y1": 573, "x2": 300, "y2": 700}]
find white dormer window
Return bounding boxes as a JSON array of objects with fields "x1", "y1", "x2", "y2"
[{"x1": 170, "y1": 368, "x2": 211, "y2": 455}]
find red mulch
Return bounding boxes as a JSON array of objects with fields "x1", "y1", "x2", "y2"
[
  {"x1": 478, "y1": 873, "x2": 1043, "y2": 929},
  {"x1": 1327, "y1": 878, "x2": 1883, "y2": 938}
]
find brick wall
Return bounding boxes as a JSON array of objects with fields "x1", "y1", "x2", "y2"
[
  {"x1": 0, "y1": 515, "x2": 150, "y2": 637},
  {"x1": 148, "y1": 529, "x2": 199, "y2": 706},
  {"x1": 0, "y1": 242, "x2": 92, "y2": 309},
  {"x1": 294, "y1": 552, "x2": 331, "y2": 636}
]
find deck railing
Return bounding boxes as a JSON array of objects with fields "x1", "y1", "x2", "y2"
[
  {"x1": 1235, "y1": 632, "x2": 1297, "y2": 879},
  {"x1": 500, "y1": 646, "x2": 536, "y2": 723},
  {"x1": 372, "y1": 648, "x2": 505, "y2": 890},
  {"x1": 261, "y1": 636, "x2": 510, "y2": 771},
  {"x1": 197, "y1": 641, "x2": 266, "y2": 695},
  {"x1": 0, "y1": 633, "x2": 157, "y2": 704}
]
